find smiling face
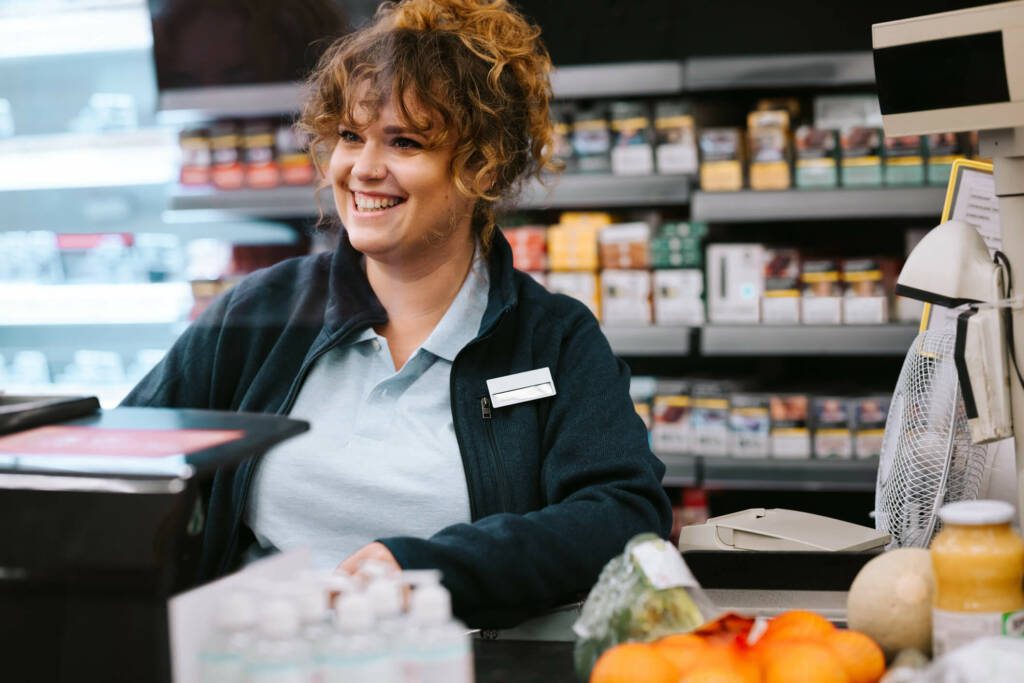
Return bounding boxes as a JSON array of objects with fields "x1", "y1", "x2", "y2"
[{"x1": 328, "y1": 93, "x2": 476, "y2": 268}]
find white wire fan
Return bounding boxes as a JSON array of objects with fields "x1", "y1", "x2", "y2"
[{"x1": 876, "y1": 327, "x2": 996, "y2": 548}]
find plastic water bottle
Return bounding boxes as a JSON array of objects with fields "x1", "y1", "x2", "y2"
[
  {"x1": 366, "y1": 576, "x2": 406, "y2": 638},
  {"x1": 402, "y1": 574, "x2": 474, "y2": 683},
  {"x1": 199, "y1": 590, "x2": 256, "y2": 683},
  {"x1": 244, "y1": 597, "x2": 311, "y2": 683},
  {"x1": 317, "y1": 592, "x2": 400, "y2": 683}
]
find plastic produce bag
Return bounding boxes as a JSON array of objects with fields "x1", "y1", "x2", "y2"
[
  {"x1": 572, "y1": 533, "x2": 718, "y2": 681},
  {"x1": 910, "y1": 637, "x2": 1024, "y2": 683}
]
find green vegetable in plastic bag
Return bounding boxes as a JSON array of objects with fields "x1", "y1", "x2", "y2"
[{"x1": 572, "y1": 533, "x2": 716, "y2": 681}]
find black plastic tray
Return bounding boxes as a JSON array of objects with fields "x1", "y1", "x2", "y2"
[
  {"x1": 0, "y1": 394, "x2": 101, "y2": 435},
  {"x1": 683, "y1": 549, "x2": 881, "y2": 591}
]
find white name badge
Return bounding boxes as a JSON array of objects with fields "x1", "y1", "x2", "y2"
[{"x1": 486, "y1": 367, "x2": 557, "y2": 409}]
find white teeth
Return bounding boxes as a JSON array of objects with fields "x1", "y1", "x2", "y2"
[{"x1": 354, "y1": 193, "x2": 402, "y2": 211}]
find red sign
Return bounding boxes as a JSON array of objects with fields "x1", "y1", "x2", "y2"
[{"x1": 0, "y1": 426, "x2": 244, "y2": 458}]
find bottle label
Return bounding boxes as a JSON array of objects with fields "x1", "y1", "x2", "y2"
[
  {"x1": 631, "y1": 539, "x2": 698, "y2": 589},
  {"x1": 933, "y1": 608, "x2": 1024, "y2": 656}
]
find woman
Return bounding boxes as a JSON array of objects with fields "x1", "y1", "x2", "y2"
[{"x1": 123, "y1": 0, "x2": 671, "y2": 627}]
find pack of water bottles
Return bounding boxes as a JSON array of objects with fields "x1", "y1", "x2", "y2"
[{"x1": 197, "y1": 566, "x2": 474, "y2": 683}]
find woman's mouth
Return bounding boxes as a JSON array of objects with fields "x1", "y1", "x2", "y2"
[{"x1": 352, "y1": 191, "x2": 407, "y2": 212}]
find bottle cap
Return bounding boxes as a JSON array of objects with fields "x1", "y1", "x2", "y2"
[
  {"x1": 939, "y1": 500, "x2": 1016, "y2": 526},
  {"x1": 258, "y1": 598, "x2": 300, "y2": 639},
  {"x1": 335, "y1": 592, "x2": 376, "y2": 633},
  {"x1": 366, "y1": 577, "x2": 403, "y2": 618}
]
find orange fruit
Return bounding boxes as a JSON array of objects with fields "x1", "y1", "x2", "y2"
[
  {"x1": 680, "y1": 664, "x2": 756, "y2": 683},
  {"x1": 760, "y1": 640, "x2": 850, "y2": 683},
  {"x1": 653, "y1": 633, "x2": 709, "y2": 675},
  {"x1": 825, "y1": 630, "x2": 886, "y2": 683},
  {"x1": 590, "y1": 642, "x2": 681, "y2": 683},
  {"x1": 762, "y1": 610, "x2": 836, "y2": 643}
]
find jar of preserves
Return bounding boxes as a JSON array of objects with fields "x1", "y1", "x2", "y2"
[{"x1": 931, "y1": 500, "x2": 1024, "y2": 656}]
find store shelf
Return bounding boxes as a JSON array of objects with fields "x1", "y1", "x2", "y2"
[
  {"x1": 685, "y1": 51, "x2": 875, "y2": 90},
  {"x1": 701, "y1": 324, "x2": 918, "y2": 356},
  {"x1": 603, "y1": 326, "x2": 692, "y2": 356},
  {"x1": 691, "y1": 187, "x2": 945, "y2": 222},
  {"x1": 551, "y1": 61, "x2": 685, "y2": 99},
  {"x1": 168, "y1": 184, "x2": 326, "y2": 219},
  {"x1": 157, "y1": 83, "x2": 309, "y2": 125},
  {"x1": 519, "y1": 174, "x2": 691, "y2": 209},
  {"x1": 701, "y1": 457, "x2": 879, "y2": 492},
  {"x1": 658, "y1": 454, "x2": 700, "y2": 487},
  {"x1": 0, "y1": 322, "x2": 186, "y2": 353}
]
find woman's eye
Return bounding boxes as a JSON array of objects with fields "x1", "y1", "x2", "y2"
[
  {"x1": 392, "y1": 136, "x2": 422, "y2": 149},
  {"x1": 338, "y1": 130, "x2": 361, "y2": 143}
]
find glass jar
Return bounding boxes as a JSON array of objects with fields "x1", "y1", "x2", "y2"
[{"x1": 930, "y1": 500, "x2": 1024, "y2": 656}]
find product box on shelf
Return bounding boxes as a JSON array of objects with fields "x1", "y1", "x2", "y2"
[
  {"x1": 800, "y1": 259, "x2": 843, "y2": 325},
  {"x1": 598, "y1": 222, "x2": 650, "y2": 269},
  {"x1": 769, "y1": 393, "x2": 812, "y2": 459},
  {"x1": 747, "y1": 110, "x2": 792, "y2": 191},
  {"x1": 761, "y1": 249, "x2": 801, "y2": 324},
  {"x1": 653, "y1": 269, "x2": 705, "y2": 326},
  {"x1": 813, "y1": 95, "x2": 883, "y2": 131},
  {"x1": 691, "y1": 385, "x2": 731, "y2": 457},
  {"x1": 503, "y1": 226, "x2": 547, "y2": 272},
  {"x1": 550, "y1": 101, "x2": 576, "y2": 173},
  {"x1": 813, "y1": 396, "x2": 854, "y2": 459},
  {"x1": 634, "y1": 401, "x2": 652, "y2": 432},
  {"x1": 699, "y1": 128, "x2": 745, "y2": 192},
  {"x1": 572, "y1": 104, "x2": 612, "y2": 174},
  {"x1": 276, "y1": 123, "x2": 315, "y2": 186},
  {"x1": 179, "y1": 128, "x2": 211, "y2": 186},
  {"x1": 601, "y1": 269, "x2": 652, "y2": 325},
  {"x1": 707, "y1": 244, "x2": 765, "y2": 324},
  {"x1": 925, "y1": 133, "x2": 967, "y2": 187},
  {"x1": 840, "y1": 127, "x2": 884, "y2": 187},
  {"x1": 650, "y1": 222, "x2": 707, "y2": 269},
  {"x1": 853, "y1": 395, "x2": 889, "y2": 459},
  {"x1": 794, "y1": 127, "x2": 839, "y2": 188},
  {"x1": 546, "y1": 272, "x2": 600, "y2": 320},
  {"x1": 609, "y1": 101, "x2": 655, "y2": 176},
  {"x1": 884, "y1": 135, "x2": 925, "y2": 186},
  {"x1": 547, "y1": 223, "x2": 601, "y2": 272},
  {"x1": 242, "y1": 120, "x2": 280, "y2": 190},
  {"x1": 653, "y1": 100, "x2": 698, "y2": 175},
  {"x1": 729, "y1": 393, "x2": 771, "y2": 458},
  {"x1": 209, "y1": 122, "x2": 245, "y2": 190},
  {"x1": 652, "y1": 379, "x2": 691, "y2": 455},
  {"x1": 842, "y1": 258, "x2": 889, "y2": 324}
]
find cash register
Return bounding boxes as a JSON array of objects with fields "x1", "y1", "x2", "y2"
[{"x1": 0, "y1": 395, "x2": 308, "y2": 683}]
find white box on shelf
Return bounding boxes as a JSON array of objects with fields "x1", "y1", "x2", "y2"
[
  {"x1": 653, "y1": 269, "x2": 704, "y2": 325},
  {"x1": 843, "y1": 296, "x2": 888, "y2": 324},
  {"x1": 601, "y1": 269, "x2": 652, "y2": 325},
  {"x1": 729, "y1": 394, "x2": 771, "y2": 458},
  {"x1": 761, "y1": 296, "x2": 801, "y2": 324},
  {"x1": 547, "y1": 272, "x2": 600, "y2": 320},
  {"x1": 801, "y1": 296, "x2": 843, "y2": 325},
  {"x1": 707, "y1": 244, "x2": 764, "y2": 324}
]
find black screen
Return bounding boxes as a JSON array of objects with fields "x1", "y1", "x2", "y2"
[{"x1": 148, "y1": 0, "x2": 383, "y2": 91}]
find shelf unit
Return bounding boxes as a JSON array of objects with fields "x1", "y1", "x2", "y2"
[
  {"x1": 700, "y1": 457, "x2": 878, "y2": 492},
  {"x1": 601, "y1": 326, "x2": 692, "y2": 356},
  {"x1": 0, "y1": 322, "x2": 186, "y2": 354},
  {"x1": 701, "y1": 324, "x2": 918, "y2": 357},
  {"x1": 691, "y1": 187, "x2": 946, "y2": 223},
  {"x1": 684, "y1": 51, "x2": 875, "y2": 91}
]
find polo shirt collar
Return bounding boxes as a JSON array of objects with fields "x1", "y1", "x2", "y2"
[{"x1": 420, "y1": 245, "x2": 490, "y2": 362}]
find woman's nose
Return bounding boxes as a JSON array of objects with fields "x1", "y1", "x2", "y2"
[{"x1": 352, "y1": 144, "x2": 387, "y2": 181}]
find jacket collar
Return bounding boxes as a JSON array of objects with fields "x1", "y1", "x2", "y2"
[{"x1": 324, "y1": 228, "x2": 518, "y2": 338}]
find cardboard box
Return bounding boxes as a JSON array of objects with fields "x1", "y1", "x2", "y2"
[
  {"x1": 599, "y1": 222, "x2": 650, "y2": 269},
  {"x1": 842, "y1": 258, "x2": 889, "y2": 324},
  {"x1": 653, "y1": 100, "x2": 698, "y2": 175},
  {"x1": 546, "y1": 272, "x2": 600, "y2": 319},
  {"x1": 813, "y1": 396, "x2": 854, "y2": 459},
  {"x1": 801, "y1": 259, "x2": 843, "y2": 325},
  {"x1": 601, "y1": 269, "x2": 652, "y2": 325},
  {"x1": 761, "y1": 249, "x2": 801, "y2": 324},
  {"x1": 840, "y1": 127, "x2": 884, "y2": 187},
  {"x1": 794, "y1": 127, "x2": 839, "y2": 188},
  {"x1": 729, "y1": 393, "x2": 771, "y2": 458},
  {"x1": 770, "y1": 393, "x2": 812, "y2": 459},
  {"x1": 610, "y1": 101, "x2": 655, "y2": 176},
  {"x1": 699, "y1": 128, "x2": 745, "y2": 192},
  {"x1": 884, "y1": 135, "x2": 925, "y2": 186},
  {"x1": 748, "y1": 110, "x2": 792, "y2": 191},
  {"x1": 707, "y1": 244, "x2": 765, "y2": 324},
  {"x1": 653, "y1": 269, "x2": 705, "y2": 326},
  {"x1": 854, "y1": 396, "x2": 889, "y2": 459}
]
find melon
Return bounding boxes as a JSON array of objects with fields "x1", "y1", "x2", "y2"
[{"x1": 846, "y1": 548, "x2": 934, "y2": 658}]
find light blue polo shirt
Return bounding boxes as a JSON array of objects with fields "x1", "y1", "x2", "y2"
[{"x1": 245, "y1": 250, "x2": 489, "y2": 568}]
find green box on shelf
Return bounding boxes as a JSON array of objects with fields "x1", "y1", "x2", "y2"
[
  {"x1": 795, "y1": 165, "x2": 839, "y2": 188},
  {"x1": 884, "y1": 136, "x2": 925, "y2": 186}
]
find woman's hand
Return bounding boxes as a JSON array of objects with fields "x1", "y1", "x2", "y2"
[{"x1": 336, "y1": 541, "x2": 401, "y2": 576}]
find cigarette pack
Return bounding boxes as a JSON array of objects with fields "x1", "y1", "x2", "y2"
[
  {"x1": 840, "y1": 127, "x2": 883, "y2": 187},
  {"x1": 546, "y1": 272, "x2": 601, "y2": 320},
  {"x1": 653, "y1": 100, "x2": 698, "y2": 175},
  {"x1": 610, "y1": 101, "x2": 655, "y2": 176},
  {"x1": 550, "y1": 101, "x2": 576, "y2": 173},
  {"x1": 548, "y1": 224, "x2": 601, "y2": 272},
  {"x1": 598, "y1": 222, "x2": 650, "y2": 270},
  {"x1": 652, "y1": 380, "x2": 692, "y2": 455},
  {"x1": 691, "y1": 383, "x2": 732, "y2": 457},
  {"x1": 747, "y1": 110, "x2": 792, "y2": 190},
  {"x1": 770, "y1": 393, "x2": 812, "y2": 459},
  {"x1": 650, "y1": 222, "x2": 707, "y2": 269},
  {"x1": 800, "y1": 259, "x2": 843, "y2": 325},
  {"x1": 794, "y1": 127, "x2": 839, "y2": 188},
  {"x1": 699, "y1": 128, "x2": 745, "y2": 192},
  {"x1": 601, "y1": 269, "x2": 652, "y2": 325},
  {"x1": 653, "y1": 269, "x2": 705, "y2": 326},
  {"x1": 813, "y1": 396, "x2": 854, "y2": 459},
  {"x1": 503, "y1": 226, "x2": 547, "y2": 272},
  {"x1": 925, "y1": 133, "x2": 967, "y2": 186},
  {"x1": 842, "y1": 258, "x2": 888, "y2": 324},
  {"x1": 572, "y1": 105, "x2": 612, "y2": 174},
  {"x1": 761, "y1": 249, "x2": 801, "y2": 324},
  {"x1": 729, "y1": 393, "x2": 771, "y2": 458},
  {"x1": 634, "y1": 401, "x2": 652, "y2": 433},
  {"x1": 707, "y1": 244, "x2": 765, "y2": 323},
  {"x1": 179, "y1": 128, "x2": 212, "y2": 186},
  {"x1": 853, "y1": 396, "x2": 889, "y2": 459},
  {"x1": 884, "y1": 135, "x2": 925, "y2": 186}
]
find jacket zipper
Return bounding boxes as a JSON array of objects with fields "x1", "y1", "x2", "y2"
[{"x1": 480, "y1": 396, "x2": 512, "y2": 512}]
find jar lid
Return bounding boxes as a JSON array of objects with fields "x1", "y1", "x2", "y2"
[{"x1": 939, "y1": 500, "x2": 1016, "y2": 526}]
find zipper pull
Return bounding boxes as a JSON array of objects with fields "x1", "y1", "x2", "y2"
[{"x1": 480, "y1": 396, "x2": 492, "y2": 420}]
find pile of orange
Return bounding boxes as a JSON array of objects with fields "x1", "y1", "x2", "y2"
[{"x1": 590, "y1": 610, "x2": 885, "y2": 683}]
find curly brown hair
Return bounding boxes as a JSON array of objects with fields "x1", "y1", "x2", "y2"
[{"x1": 299, "y1": 0, "x2": 560, "y2": 250}]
